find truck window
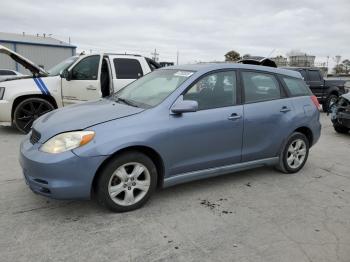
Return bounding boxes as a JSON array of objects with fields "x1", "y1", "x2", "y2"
[
  {"x1": 282, "y1": 77, "x2": 311, "y2": 97},
  {"x1": 308, "y1": 70, "x2": 321, "y2": 82},
  {"x1": 71, "y1": 55, "x2": 100, "y2": 80},
  {"x1": 298, "y1": 70, "x2": 306, "y2": 79},
  {"x1": 114, "y1": 58, "x2": 143, "y2": 79}
]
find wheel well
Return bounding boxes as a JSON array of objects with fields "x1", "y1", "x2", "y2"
[
  {"x1": 294, "y1": 127, "x2": 313, "y2": 146},
  {"x1": 328, "y1": 90, "x2": 339, "y2": 97},
  {"x1": 91, "y1": 146, "x2": 165, "y2": 196},
  {"x1": 11, "y1": 95, "x2": 58, "y2": 121}
]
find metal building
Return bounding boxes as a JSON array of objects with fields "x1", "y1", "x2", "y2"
[
  {"x1": 288, "y1": 54, "x2": 315, "y2": 67},
  {"x1": 0, "y1": 32, "x2": 76, "y2": 74}
]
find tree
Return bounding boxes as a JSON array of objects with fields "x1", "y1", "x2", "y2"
[
  {"x1": 342, "y1": 59, "x2": 350, "y2": 74},
  {"x1": 225, "y1": 50, "x2": 241, "y2": 62}
]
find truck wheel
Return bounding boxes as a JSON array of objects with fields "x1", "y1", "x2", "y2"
[
  {"x1": 323, "y1": 94, "x2": 338, "y2": 112},
  {"x1": 96, "y1": 151, "x2": 157, "y2": 212},
  {"x1": 13, "y1": 97, "x2": 55, "y2": 133},
  {"x1": 276, "y1": 132, "x2": 309, "y2": 174},
  {"x1": 333, "y1": 123, "x2": 349, "y2": 134}
]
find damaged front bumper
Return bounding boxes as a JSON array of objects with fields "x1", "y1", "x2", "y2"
[{"x1": 330, "y1": 94, "x2": 350, "y2": 128}]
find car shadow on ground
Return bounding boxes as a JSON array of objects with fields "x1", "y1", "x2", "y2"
[
  {"x1": 0, "y1": 125, "x2": 24, "y2": 136},
  {"x1": 15, "y1": 166, "x2": 284, "y2": 216}
]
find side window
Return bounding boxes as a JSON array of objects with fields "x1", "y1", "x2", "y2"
[
  {"x1": 114, "y1": 58, "x2": 143, "y2": 79},
  {"x1": 0, "y1": 70, "x2": 16, "y2": 75},
  {"x1": 282, "y1": 77, "x2": 311, "y2": 97},
  {"x1": 184, "y1": 71, "x2": 236, "y2": 110},
  {"x1": 242, "y1": 71, "x2": 281, "y2": 103},
  {"x1": 308, "y1": 70, "x2": 321, "y2": 82},
  {"x1": 71, "y1": 55, "x2": 100, "y2": 80}
]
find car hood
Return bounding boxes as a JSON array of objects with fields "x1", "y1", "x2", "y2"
[
  {"x1": 33, "y1": 98, "x2": 145, "y2": 141},
  {"x1": 0, "y1": 45, "x2": 48, "y2": 77}
]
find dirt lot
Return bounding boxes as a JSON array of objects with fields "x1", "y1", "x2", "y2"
[{"x1": 0, "y1": 114, "x2": 349, "y2": 262}]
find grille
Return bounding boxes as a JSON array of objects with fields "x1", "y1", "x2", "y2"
[{"x1": 30, "y1": 129, "x2": 41, "y2": 144}]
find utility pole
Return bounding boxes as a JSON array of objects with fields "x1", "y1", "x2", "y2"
[
  {"x1": 151, "y1": 48, "x2": 159, "y2": 62},
  {"x1": 176, "y1": 50, "x2": 179, "y2": 65}
]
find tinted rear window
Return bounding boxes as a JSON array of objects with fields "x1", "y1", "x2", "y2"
[
  {"x1": 114, "y1": 58, "x2": 143, "y2": 79},
  {"x1": 308, "y1": 70, "x2": 321, "y2": 81},
  {"x1": 282, "y1": 77, "x2": 311, "y2": 96}
]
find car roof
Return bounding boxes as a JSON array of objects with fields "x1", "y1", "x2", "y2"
[{"x1": 165, "y1": 63, "x2": 302, "y2": 79}]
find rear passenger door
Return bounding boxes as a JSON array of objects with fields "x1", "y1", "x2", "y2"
[
  {"x1": 241, "y1": 70, "x2": 294, "y2": 162},
  {"x1": 111, "y1": 58, "x2": 144, "y2": 91}
]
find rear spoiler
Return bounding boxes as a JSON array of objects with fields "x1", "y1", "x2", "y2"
[{"x1": 238, "y1": 57, "x2": 277, "y2": 68}]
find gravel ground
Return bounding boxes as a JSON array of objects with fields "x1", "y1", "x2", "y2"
[{"x1": 0, "y1": 114, "x2": 349, "y2": 262}]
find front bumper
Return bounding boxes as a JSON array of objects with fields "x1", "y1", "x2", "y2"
[
  {"x1": 19, "y1": 137, "x2": 107, "y2": 200},
  {"x1": 337, "y1": 112, "x2": 350, "y2": 128}
]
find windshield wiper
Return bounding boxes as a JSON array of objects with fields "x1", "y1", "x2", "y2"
[{"x1": 115, "y1": 97, "x2": 140, "y2": 108}]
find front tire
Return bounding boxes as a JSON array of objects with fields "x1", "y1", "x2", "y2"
[
  {"x1": 13, "y1": 97, "x2": 55, "y2": 133},
  {"x1": 323, "y1": 94, "x2": 338, "y2": 113},
  {"x1": 96, "y1": 152, "x2": 157, "y2": 212},
  {"x1": 333, "y1": 123, "x2": 349, "y2": 134},
  {"x1": 276, "y1": 132, "x2": 309, "y2": 174}
]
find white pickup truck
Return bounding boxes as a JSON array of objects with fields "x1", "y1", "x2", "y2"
[{"x1": 0, "y1": 45, "x2": 160, "y2": 133}]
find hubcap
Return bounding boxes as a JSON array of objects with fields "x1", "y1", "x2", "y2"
[
  {"x1": 108, "y1": 162, "x2": 151, "y2": 206},
  {"x1": 286, "y1": 139, "x2": 307, "y2": 169}
]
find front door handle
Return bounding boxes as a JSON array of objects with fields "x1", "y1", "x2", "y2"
[
  {"x1": 228, "y1": 113, "x2": 242, "y2": 120},
  {"x1": 280, "y1": 106, "x2": 291, "y2": 113},
  {"x1": 86, "y1": 85, "x2": 97, "y2": 91}
]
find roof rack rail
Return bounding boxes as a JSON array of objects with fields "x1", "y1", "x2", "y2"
[{"x1": 104, "y1": 53, "x2": 141, "y2": 57}]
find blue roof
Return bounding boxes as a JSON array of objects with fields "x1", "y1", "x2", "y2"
[{"x1": 165, "y1": 63, "x2": 302, "y2": 79}]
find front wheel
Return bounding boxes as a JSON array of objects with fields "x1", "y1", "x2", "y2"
[
  {"x1": 323, "y1": 94, "x2": 338, "y2": 113},
  {"x1": 13, "y1": 97, "x2": 55, "y2": 133},
  {"x1": 96, "y1": 152, "x2": 157, "y2": 212},
  {"x1": 333, "y1": 122, "x2": 349, "y2": 134},
  {"x1": 276, "y1": 132, "x2": 309, "y2": 173}
]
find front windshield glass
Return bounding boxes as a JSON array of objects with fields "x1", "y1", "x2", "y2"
[
  {"x1": 48, "y1": 56, "x2": 79, "y2": 76},
  {"x1": 114, "y1": 69, "x2": 194, "y2": 108}
]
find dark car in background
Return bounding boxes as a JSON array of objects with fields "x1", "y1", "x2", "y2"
[
  {"x1": 329, "y1": 93, "x2": 350, "y2": 134},
  {"x1": 283, "y1": 67, "x2": 347, "y2": 112}
]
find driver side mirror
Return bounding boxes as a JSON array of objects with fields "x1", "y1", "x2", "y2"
[
  {"x1": 60, "y1": 69, "x2": 72, "y2": 81},
  {"x1": 171, "y1": 96, "x2": 198, "y2": 114}
]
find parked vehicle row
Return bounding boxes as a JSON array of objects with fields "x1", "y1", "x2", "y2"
[
  {"x1": 19, "y1": 63, "x2": 321, "y2": 212},
  {"x1": 0, "y1": 45, "x2": 160, "y2": 133}
]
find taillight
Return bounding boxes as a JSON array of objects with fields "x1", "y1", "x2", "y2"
[{"x1": 311, "y1": 95, "x2": 321, "y2": 111}]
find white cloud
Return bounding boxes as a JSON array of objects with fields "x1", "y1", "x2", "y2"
[{"x1": 0, "y1": 0, "x2": 349, "y2": 68}]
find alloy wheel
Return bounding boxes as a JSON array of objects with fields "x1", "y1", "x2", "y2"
[
  {"x1": 286, "y1": 139, "x2": 307, "y2": 169},
  {"x1": 108, "y1": 162, "x2": 151, "y2": 206}
]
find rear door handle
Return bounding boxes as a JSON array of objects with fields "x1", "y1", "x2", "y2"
[
  {"x1": 228, "y1": 113, "x2": 242, "y2": 120},
  {"x1": 280, "y1": 106, "x2": 291, "y2": 113},
  {"x1": 86, "y1": 85, "x2": 97, "y2": 90}
]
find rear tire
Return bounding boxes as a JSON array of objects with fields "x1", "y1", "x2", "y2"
[
  {"x1": 276, "y1": 132, "x2": 309, "y2": 174},
  {"x1": 96, "y1": 151, "x2": 157, "y2": 212},
  {"x1": 333, "y1": 123, "x2": 349, "y2": 134},
  {"x1": 13, "y1": 97, "x2": 54, "y2": 133}
]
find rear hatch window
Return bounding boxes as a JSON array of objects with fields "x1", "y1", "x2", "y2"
[{"x1": 282, "y1": 76, "x2": 312, "y2": 97}]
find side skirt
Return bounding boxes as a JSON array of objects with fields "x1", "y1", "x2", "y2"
[{"x1": 163, "y1": 157, "x2": 279, "y2": 188}]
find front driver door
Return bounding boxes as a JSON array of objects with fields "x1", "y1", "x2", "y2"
[
  {"x1": 166, "y1": 70, "x2": 243, "y2": 177},
  {"x1": 62, "y1": 55, "x2": 102, "y2": 105}
]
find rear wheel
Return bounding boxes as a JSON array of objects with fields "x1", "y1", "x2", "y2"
[
  {"x1": 96, "y1": 152, "x2": 157, "y2": 212},
  {"x1": 13, "y1": 98, "x2": 55, "y2": 133},
  {"x1": 276, "y1": 132, "x2": 309, "y2": 173}
]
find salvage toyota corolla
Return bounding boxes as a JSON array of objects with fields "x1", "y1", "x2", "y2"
[{"x1": 19, "y1": 63, "x2": 321, "y2": 212}]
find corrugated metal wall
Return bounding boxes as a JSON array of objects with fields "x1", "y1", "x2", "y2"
[{"x1": 0, "y1": 42, "x2": 75, "y2": 74}]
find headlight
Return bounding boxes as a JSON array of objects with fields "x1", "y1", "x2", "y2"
[
  {"x1": 40, "y1": 131, "x2": 95, "y2": 154},
  {"x1": 0, "y1": 87, "x2": 5, "y2": 100}
]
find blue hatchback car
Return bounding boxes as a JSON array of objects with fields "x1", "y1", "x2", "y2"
[{"x1": 20, "y1": 63, "x2": 321, "y2": 212}]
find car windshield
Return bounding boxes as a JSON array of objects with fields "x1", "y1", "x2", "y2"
[
  {"x1": 48, "y1": 56, "x2": 79, "y2": 76},
  {"x1": 114, "y1": 69, "x2": 194, "y2": 108}
]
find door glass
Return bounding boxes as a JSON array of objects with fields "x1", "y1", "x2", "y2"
[
  {"x1": 114, "y1": 58, "x2": 143, "y2": 79},
  {"x1": 308, "y1": 70, "x2": 321, "y2": 81},
  {"x1": 71, "y1": 55, "x2": 100, "y2": 80},
  {"x1": 242, "y1": 71, "x2": 280, "y2": 103},
  {"x1": 184, "y1": 71, "x2": 236, "y2": 110}
]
